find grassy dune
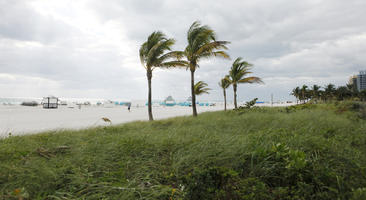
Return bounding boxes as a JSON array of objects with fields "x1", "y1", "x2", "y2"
[{"x1": 1, "y1": 103, "x2": 366, "y2": 199}]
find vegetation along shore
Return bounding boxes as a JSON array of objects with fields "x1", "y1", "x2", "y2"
[{"x1": 1, "y1": 101, "x2": 366, "y2": 199}]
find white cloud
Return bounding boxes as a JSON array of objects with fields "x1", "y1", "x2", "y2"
[{"x1": 0, "y1": 0, "x2": 365, "y2": 101}]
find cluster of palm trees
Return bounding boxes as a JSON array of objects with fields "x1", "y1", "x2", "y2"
[
  {"x1": 291, "y1": 83, "x2": 366, "y2": 103},
  {"x1": 139, "y1": 21, "x2": 262, "y2": 120}
]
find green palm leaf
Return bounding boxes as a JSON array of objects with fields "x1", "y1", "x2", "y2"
[
  {"x1": 194, "y1": 81, "x2": 211, "y2": 95},
  {"x1": 218, "y1": 76, "x2": 231, "y2": 89}
]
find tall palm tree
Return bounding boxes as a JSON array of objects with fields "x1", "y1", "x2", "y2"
[
  {"x1": 139, "y1": 31, "x2": 185, "y2": 121},
  {"x1": 324, "y1": 83, "x2": 336, "y2": 102},
  {"x1": 194, "y1": 81, "x2": 210, "y2": 95},
  {"x1": 300, "y1": 85, "x2": 308, "y2": 103},
  {"x1": 218, "y1": 76, "x2": 231, "y2": 111},
  {"x1": 183, "y1": 21, "x2": 230, "y2": 117},
  {"x1": 291, "y1": 86, "x2": 301, "y2": 104},
  {"x1": 311, "y1": 84, "x2": 321, "y2": 103},
  {"x1": 228, "y1": 57, "x2": 263, "y2": 109}
]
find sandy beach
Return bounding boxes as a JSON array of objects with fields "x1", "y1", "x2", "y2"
[
  {"x1": 0, "y1": 104, "x2": 226, "y2": 136},
  {"x1": 0, "y1": 101, "x2": 296, "y2": 136}
]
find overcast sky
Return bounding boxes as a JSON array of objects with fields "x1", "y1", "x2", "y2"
[{"x1": 1, "y1": 0, "x2": 365, "y2": 102}]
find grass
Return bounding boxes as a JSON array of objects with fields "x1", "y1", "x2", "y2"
[{"x1": 1, "y1": 103, "x2": 366, "y2": 199}]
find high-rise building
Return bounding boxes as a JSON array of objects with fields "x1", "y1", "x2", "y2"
[
  {"x1": 357, "y1": 70, "x2": 366, "y2": 91},
  {"x1": 348, "y1": 75, "x2": 358, "y2": 92}
]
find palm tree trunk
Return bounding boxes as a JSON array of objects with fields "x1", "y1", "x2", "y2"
[
  {"x1": 223, "y1": 89, "x2": 227, "y2": 111},
  {"x1": 147, "y1": 70, "x2": 153, "y2": 121},
  {"x1": 191, "y1": 69, "x2": 197, "y2": 117},
  {"x1": 233, "y1": 83, "x2": 238, "y2": 109}
]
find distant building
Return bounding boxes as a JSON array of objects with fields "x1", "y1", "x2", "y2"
[
  {"x1": 349, "y1": 75, "x2": 357, "y2": 85},
  {"x1": 357, "y1": 70, "x2": 366, "y2": 91},
  {"x1": 348, "y1": 75, "x2": 358, "y2": 92}
]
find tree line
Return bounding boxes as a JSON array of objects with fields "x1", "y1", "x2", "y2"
[
  {"x1": 291, "y1": 83, "x2": 366, "y2": 104},
  {"x1": 139, "y1": 21, "x2": 262, "y2": 120}
]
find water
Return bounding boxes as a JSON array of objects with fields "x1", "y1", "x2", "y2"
[{"x1": 0, "y1": 97, "x2": 42, "y2": 105}]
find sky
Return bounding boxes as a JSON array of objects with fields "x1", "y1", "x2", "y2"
[{"x1": 0, "y1": 0, "x2": 366, "y2": 102}]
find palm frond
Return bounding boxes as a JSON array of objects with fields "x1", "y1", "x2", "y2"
[
  {"x1": 140, "y1": 31, "x2": 185, "y2": 72},
  {"x1": 229, "y1": 57, "x2": 262, "y2": 85},
  {"x1": 147, "y1": 39, "x2": 175, "y2": 65},
  {"x1": 199, "y1": 51, "x2": 230, "y2": 61},
  {"x1": 194, "y1": 81, "x2": 210, "y2": 95},
  {"x1": 139, "y1": 43, "x2": 147, "y2": 65},
  {"x1": 219, "y1": 76, "x2": 231, "y2": 89},
  {"x1": 191, "y1": 29, "x2": 215, "y2": 52},
  {"x1": 196, "y1": 41, "x2": 229, "y2": 56},
  {"x1": 157, "y1": 60, "x2": 188, "y2": 69},
  {"x1": 184, "y1": 21, "x2": 230, "y2": 71},
  {"x1": 156, "y1": 51, "x2": 186, "y2": 64},
  {"x1": 238, "y1": 76, "x2": 263, "y2": 84},
  {"x1": 187, "y1": 21, "x2": 215, "y2": 50}
]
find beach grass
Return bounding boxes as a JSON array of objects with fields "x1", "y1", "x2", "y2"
[{"x1": 1, "y1": 103, "x2": 366, "y2": 199}]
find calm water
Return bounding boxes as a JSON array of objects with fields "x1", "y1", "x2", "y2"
[{"x1": 0, "y1": 97, "x2": 42, "y2": 105}]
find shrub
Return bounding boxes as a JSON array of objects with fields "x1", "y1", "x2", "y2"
[
  {"x1": 182, "y1": 167, "x2": 272, "y2": 200},
  {"x1": 287, "y1": 103, "x2": 316, "y2": 112},
  {"x1": 335, "y1": 101, "x2": 366, "y2": 119},
  {"x1": 351, "y1": 188, "x2": 366, "y2": 200},
  {"x1": 183, "y1": 167, "x2": 240, "y2": 199}
]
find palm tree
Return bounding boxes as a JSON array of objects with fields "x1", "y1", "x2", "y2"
[
  {"x1": 300, "y1": 85, "x2": 308, "y2": 103},
  {"x1": 311, "y1": 84, "x2": 321, "y2": 103},
  {"x1": 291, "y1": 86, "x2": 301, "y2": 104},
  {"x1": 359, "y1": 90, "x2": 366, "y2": 101},
  {"x1": 228, "y1": 57, "x2": 263, "y2": 109},
  {"x1": 324, "y1": 83, "x2": 336, "y2": 102},
  {"x1": 183, "y1": 21, "x2": 230, "y2": 117},
  {"x1": 335, "y1": 86, "x2": 352, "y2": 101},
  {"x1": 194, "y1": 81, "x2": 210, "y2": 95},
  {"x1": 139, "y1": 31, "x2": 185, "y2": 121},
  {"x1": 218, "y1": 76, "x2": 231, "y2": 111}
]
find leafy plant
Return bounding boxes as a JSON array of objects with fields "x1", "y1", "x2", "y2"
[
  {"x1": 244, "y1": 98, "x2": 258, "y2": 109},
  {"x1": 194, "y1": 81, "x2": 210, "y2": 95}
]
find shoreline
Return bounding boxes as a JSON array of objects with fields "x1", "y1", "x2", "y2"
[
  {"x1": 0, "y1": 103, "x2": 295, "y2": 136},
  {"x1": 0, "y1": 105, "x2": 224, "y2": 136}
]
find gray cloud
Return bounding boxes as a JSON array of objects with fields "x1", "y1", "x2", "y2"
[
  {"x1": 0, "y1": 0, "x2": 80, "y2": 43},
  {"x1": 0, "y1": 0, "x2": 365, "y2": 101}
]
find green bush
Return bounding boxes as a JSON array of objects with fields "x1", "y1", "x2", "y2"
[
  {"x1": 335, "y1": 101, "x2": 366, "y2": 119},
  {"x1": 1, "y1": 105, "x2": 366, "y2": 199},
  {"x1": 351, "y1": 188, "x2": 366, "y2": 200},
  {"x1": 183, "y1": 167, "x2": 271, "y2": 200},
  {"x1": 287, "y1": 103, "x2": 316, "y2": 112}
]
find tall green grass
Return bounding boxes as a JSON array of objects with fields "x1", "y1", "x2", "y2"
[{"x1": 1, "y1": 104, "x2": 366, "y2": 199}]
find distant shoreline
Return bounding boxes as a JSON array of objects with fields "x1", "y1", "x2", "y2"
[{"x1": 0, "y1": 102, "x2": 295, "y2": 136}]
